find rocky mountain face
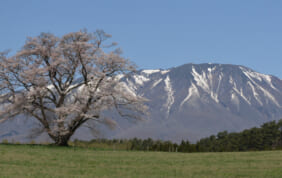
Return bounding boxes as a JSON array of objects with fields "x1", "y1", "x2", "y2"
[
  {"x1": 1, "y1": 63, "x2": 282, "y2": 143},
  {"x1": 113, "y1": 63, "x2": 282, "y2": 142}
]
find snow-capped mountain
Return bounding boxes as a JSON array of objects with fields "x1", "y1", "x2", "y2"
[
  {"x1": 1, "y1": 63, "x2": 282, "y2": 143},
  {"x1": 113, "y1": 63, "x2": 282, "y2": 142}
]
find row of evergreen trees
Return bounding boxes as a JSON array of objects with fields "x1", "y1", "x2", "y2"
[
  {"x1": 74, "y1": 119, "x2": 282, "y2": 152},
  {"x1": 197, "y1": 119, "x2": 282, "y2": 152}
]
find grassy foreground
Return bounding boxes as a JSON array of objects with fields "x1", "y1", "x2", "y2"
[{"x1": 0, "y1": 144, "x2": 281, "y2": 178}]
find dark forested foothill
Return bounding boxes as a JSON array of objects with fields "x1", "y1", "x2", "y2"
[{"x1": 70, "y1": 119, "x2": 282, "y2": 152}]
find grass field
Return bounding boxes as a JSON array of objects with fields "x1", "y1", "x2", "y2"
[{"x1": 0, "y1": 144, "x2": 282, "y2": 178}]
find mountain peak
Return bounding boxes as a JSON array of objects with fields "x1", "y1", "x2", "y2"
[{"x1": 115, "y1": 63, "x2": 282, "y2": 142}]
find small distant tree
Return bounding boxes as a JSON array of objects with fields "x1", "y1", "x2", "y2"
[{"x1": 0, "y1": 30, "x2": 147, "y2": 146}]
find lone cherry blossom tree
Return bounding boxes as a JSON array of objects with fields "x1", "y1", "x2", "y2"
[{"x1": 0, "y1": 30, "x2": 147, "y2": 146}]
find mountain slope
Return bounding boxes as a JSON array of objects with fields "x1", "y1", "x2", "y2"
[{"x1": 113, "y1": 63, "x2": 282, "y2": 142}]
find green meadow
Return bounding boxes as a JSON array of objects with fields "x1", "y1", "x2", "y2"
[{"x1": 0, "y1": 144, "x2": 281, "y2": 178}]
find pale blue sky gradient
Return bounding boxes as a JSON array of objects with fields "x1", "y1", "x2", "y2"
[{"x1": 1, "y1": 0, "x2": 282, "y2": 78}]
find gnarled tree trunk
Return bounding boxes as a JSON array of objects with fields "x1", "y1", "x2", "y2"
[{"x1": 49, "y1": 133, "x2": 73, "y2": 146}]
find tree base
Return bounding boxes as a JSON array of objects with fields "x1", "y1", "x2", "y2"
[{"x1": 53, "y1": 135, "x2": 71, "y2": 146}]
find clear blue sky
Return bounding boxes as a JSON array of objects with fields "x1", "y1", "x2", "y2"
[{"x1": 1, "y1": 0, "x2": 282, "y2": 78}]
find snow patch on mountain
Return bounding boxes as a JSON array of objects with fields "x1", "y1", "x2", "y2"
[
  {"x1": 133, "y1": 75, "x2": 150, "y2": 85},
  {"x1": 191, "y1": 66, "x2": 209, "y2": 92},
  {"x1": 161, "y1": 70, "x2": 170, "y2": 75},
  {"x1": 151, "y1": 79, "x2": 163, "y2": 89},
  {"x1": 247, "y1": 81, "x2": 263, "y2": 105},
  {"x1": 256, "y1": 85, "x2": 281, "y2": 107},
  {"x1": 232, "y1": 84, "x2": 251, "y2": 105},
  {"x1": 142, "y1": 69, "x2": 160, "y2": 75},
  {"x1": 180, "y1": 83, "x2": 199, "y2": 107},
  {"x1": 120, "y1": 82, "x2": 136, "y2": 97},
  {"x1": 210, "y1": 92, "x2": 219, "y2": 103},
  {"x1": 191, "y1": 66, "x2": 220, "y2": 103},
  {"x1": 207, "y1": 66, "x2": 216, "y2": 72},
  {"x1": 216, "y1": 74, "x2": 222, "y2": 94},
  {"x1": 116, "y1": 74, "x2": 124, "y2": 80},
  {"x1": 164, "y1": 76, "x2": 174, "y2": 117},
  {"x1": 240, "y1": 67, "x2": 278, "y2": 91},
  {"x1": 239, "y1": 67, "x2": 280, "y2": 107}
]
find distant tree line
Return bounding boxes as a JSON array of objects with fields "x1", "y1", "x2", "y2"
[
  {"x1": 72, "y1": 119, "x2": 282, "y2": 152},
  {"x1": 196, "y1": 119, "x2": 282, "y2": 152}
]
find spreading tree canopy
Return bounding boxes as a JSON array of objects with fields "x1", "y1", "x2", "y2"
[{"x1": 0, "y1": 30, "x2": 147, "y2": 146}]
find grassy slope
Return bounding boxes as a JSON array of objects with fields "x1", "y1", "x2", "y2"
[{"x1": 0, "y1": 144, "x2": 281, "y2": 178}]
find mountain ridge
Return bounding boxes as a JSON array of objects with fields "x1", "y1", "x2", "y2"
[{"x1": 113, "y1": 63, "x2": 282, "y2": 142}]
